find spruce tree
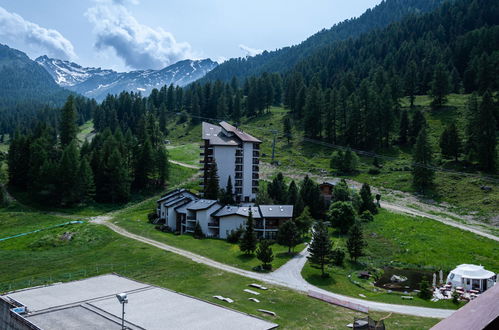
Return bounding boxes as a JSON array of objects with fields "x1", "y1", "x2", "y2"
[
  {"x1": 359, "y1": 183, "x2": 377, "y2": 214},
  {"x1": 307, "y1": 222, "x2": 333, "y2": 278},
  {"x1": 156, "y1": 147, "x2": 169, "y2": 187},
  {"x1": 477, "y1": 91, "x2": 497, "y2": 171},
  {"x1": 409, "y1": 109, "x2": 427, "y2": 145},
  {"x1": 220, "y1": 176, "x2": 235, "y2": 204},
  {"x1": 294, "y1": 206, "x2": 314, "y2": 238},
  {"x1": 267, "y1": 172, "x2": 287, "y2": 204},
  {"x1": 346, "y1": 222, "x2": 366, "y2": 262},
  {"x1": 464, "y1": 93, "x2": 480, "y2": 160},
  {"x1": 204, "y1": 162, "x2": 220, "y2": 200},
  {"x1": 439, "y1": 122, "x2": 461, "y2": 161},
  {"x1": 430, "y1": 63, "x2": 450, "y2": 109},
  {"x1": 399, "y1": 110, "x2": 409, "y2": 145},
  {"x1": 287, "y1": 180, "x2": 299, "y2": 213},
  {"x1": 277, "y1": 220, "x2": 301, "y2": 253},
  {"x1": 256, "y1": 240, "x2": 274, "y2": 270},
  {"x1": 412, "y1": 128, "x2": 434, "y2": 192},
  {"x1": 107, "y1": 149, "x2": 131, "y2": 203},
  {"x1": 239, "y1": 210, "x2": 257, "y2": 255},
  {"x1": 134, "y1": 136, "x2": 154, "y2": 190},
  {"x1": 303, "y1": 87, "x2": 322, "y2": 138},
  {"x1": 58, "y1": 141, "x2": 81, "y2": 205},
  {"x1": 60, "y1": 95, "x2": 78, "y2": 147},
  {"x1": 193, "y1": 221, "x2": 205, "y2": 239},
  {"x1": 78, "y1": 157, "x2": 95, "y2": 202}
]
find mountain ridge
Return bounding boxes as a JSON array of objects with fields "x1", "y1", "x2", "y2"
[{"x1": 36, "y1": 56, "x2": 218, "y2": 101}]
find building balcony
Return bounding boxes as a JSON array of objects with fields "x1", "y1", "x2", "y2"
[
  {"x1": 252, "y1": 166, "x2": 259, "y2": 172},
  {"x1": 253, "y1": 158, "x2": 260, "y2": 164},
  {"x1": 252, "y1": 173, "x2": 259, "y2": 179},
  {"x1": 252, "y1": 180, "x2": 259, "y2": 187},
  {"x1": 253, "y1": 151, "x2": 260, "y2": 157},
  {"x1": 208, "y1": 222, "x2": 219, "y2": 228},
  {"x1": 236, "y1": 150, "x2": 243, "y2": 157},
  {"x1": 186, "y1": 217, "x2": 197, "y2": 222}
]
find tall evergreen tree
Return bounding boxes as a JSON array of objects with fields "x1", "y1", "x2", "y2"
[
  {"x1": 294, "y1": 206, "x2": 314, "y2": 238},
  {"x1": 346, "y1": 222, "x2": 366, "y2": 262},
  {"x1": 430, "y1": 63, "x2": 450, "y2": 109},
  {"x1": 204, "y1": 161, "x2": 220, "y2": 199},
  {"x1": 78, "y1": 157, "x2": 95, "y2": 202},
  {"x1": 307, "y1": 222, "x2": 333, "y2": 278},
  {"x1": 58, "y1": 141, "x2": 81, "y2": 205},
  {"x1": 398, "y1": 109, "x2": 409, "y2": 145},
  {"x1": 304, "y1": 87, "x2": 323, "y2": 138},
  {"x1": 412, "y1": 128, "x2": 434, "y2": 192},
  {"x1": 359, "y1": 183, "x2": 377, "y2": 214},
  {"x1": 59, "y1": 95, "x2": 78, "y2": 147},
  {"x1": 220, "y1": 176, "x2": 235, "y2": 204},
  {"x1": 477, "y1": 91, "x2": 497, "y2": 171},
  {"x1": 439, "y1": 122, "x2": 461, "y2": 161},
  {"x1": 328, "y1": 201, "x2": 356, "y2": 234},
  {"x1": 156, "y1": 147, "x2": 169, "y2": 187},
  {"x1": 106, "y1": 149, "x2": 131, "y2": 203},
  {"x1": 267, "y1": 172, "x2": 287, "y2": 204},
  {"x1": 464, "y1": 93, "x2": 480, "y2": 160},
  {"x1": 283, "y1": 117, "x2": 292, "y2": 144},
  {"x1": 409, "y1": 109, "x2": 427, "y2": 145},
  {"x1": 256, "y1": 240, "x2": 274, "y2": 270},
  {"x1": 134, "y1": 136, "x2": 154, "y2": 189},
  {"x1": 239, "y1": 210, "x2": 257, "y2": 254}
]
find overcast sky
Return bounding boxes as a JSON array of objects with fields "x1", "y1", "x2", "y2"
[{"x1": 0, "y1": 0, "x2": 382, "y2": 72}]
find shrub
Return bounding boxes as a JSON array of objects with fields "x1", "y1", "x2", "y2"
[
  {"x1": 148, "y1": 212, "x2": 158, "y2": 223},
  {"x1": 360, "y1": 210, "x2": 374, "y2": 222},
  {"x1": 368, "y1": 167, "x2": 380, "y2": 175},
  {"x1": 193, "y1": 222, "x2": 205, "y2": 239},
  {"x1": 418, "y1": 277, "x2": 433, "y2": 300},
  {"x1": 226, "y1": 225, "x2": 244, "y2": 243},
  {"x1": 331, "y1": 248, "x2": 345, "y2": 266},
  {"x1": 452, "y1": 290, "x2": 460, "y2": 304}
]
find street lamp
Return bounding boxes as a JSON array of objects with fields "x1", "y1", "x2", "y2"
[{"x1": 116, "y1": 293, "x2": 128, "y2": 330}]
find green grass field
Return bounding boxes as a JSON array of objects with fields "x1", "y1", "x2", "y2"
[
  {"x1": 167, "y1": 143, "x2": 201, "y2": 167},
  {"x1": 301, "y1": 209, "x2": 499, "y2": 308},
  {"x1": 113, "y1": 197, "x2": 305, "y2": 272},
  {"x1": 0, "y1": 204, "x2": 439, "y2": 329}
]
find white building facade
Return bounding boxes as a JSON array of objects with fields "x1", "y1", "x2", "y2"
[
  {"x1": 201, "y1": 121, "x2": 261, "y2": 202},
  {"x1": 446, "y1": 264, "x2": 497, "y2": 292},
  {"x1": 156, "y1": 189, "x2": 293, "y2": 240}
]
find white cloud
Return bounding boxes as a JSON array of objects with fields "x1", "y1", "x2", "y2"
[
  {"x1": 0, "y1": 6, "x2": 76, "y2": 60},
  {"x1": 239, "y1": 44, "x2": 263, "y2": 57},
  {"x1": 85, "y1": 0, "x2": 193, "y2": 70}
]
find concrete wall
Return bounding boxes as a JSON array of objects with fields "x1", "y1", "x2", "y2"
[
  {"x1": 219, "y1": 215, "x2": 247, "y2": 239},
  {"x1": 194, "y1": 203, "x2": 222, "y2": 235},
  {"x1": 213, "y1": 145, "x2": 235, "y2": 191},
  {"x1": 0, "y1": 298, "x2": 40, "y2": 330}
]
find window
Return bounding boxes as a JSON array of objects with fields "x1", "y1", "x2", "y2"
[
  {"x1": 467, "y1": 279, "x2": 470, "y2": 285},
  {"x1": 449, "y1": 273, "x2": 455, "y2": 280}
]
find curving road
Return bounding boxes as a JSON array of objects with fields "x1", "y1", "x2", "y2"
[{"x1": 98, "y1": 219, "x2": 455, "y2": 319}]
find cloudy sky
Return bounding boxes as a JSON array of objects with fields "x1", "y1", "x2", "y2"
[{"x1": 0, "y1": 0, "x2": 381, "y2": 72}]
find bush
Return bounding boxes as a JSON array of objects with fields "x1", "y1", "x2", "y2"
[
  {"x1": 331, "y1": 248, "x2": 345, "y2": 266},
  {"x1": 193, "y1": 222, "x2": 205, "y2": 239},
  {"x1": 155, "y1": 225, "x2": 172, "y2": 233},
  {"x1": 368, "y1": 167, "x2": 380, "y2": 175},
  {"x1": 360, "y1": 210, "x2": 374, "y2": 222},
  {"x1": 226, "y1": 225, "x2": 244, "y2": 243},
  {"x1": 452, "y1": 290, "x2": 460, "y2": 304},
  {"x1": 418, "y1": 277, "x2": 433, "y2": 300},
  {"x1": 148, "y1": 212, "x2": 158, "y2": 223}
]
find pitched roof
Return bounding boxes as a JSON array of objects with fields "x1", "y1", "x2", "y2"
[
  {"x1": 202, "y1": 122, "x2": 239, "y2": 146},
  {"x1": 258, "y1": 205, "x2": 294, "y2": 218},
  {"x1": 213, "y1": 206, "x2": 262, "y2": 218},
  {"x1": 157, "y1": 188, "x2": 185, "y2": 202},
  {"x1": 186, "y1": 199, "x2": 220, "y2": 211},
  {"x1": 219, "y1": 121, "x2": 261, "y2": 143},
  {"x1": 174, "y1": 200, "x2": 198, "y2": 213}
]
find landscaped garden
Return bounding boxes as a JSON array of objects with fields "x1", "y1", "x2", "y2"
[{"x1": 302, "y1": 209, "x2": 499, "y2": 309}]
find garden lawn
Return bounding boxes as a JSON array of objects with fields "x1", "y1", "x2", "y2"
[
  {"x1": 302, "y1": 209, "x2": 499, "y2": 309},
  {"x1": 113, "y1": 198, "x2": 305, "y2": 272},
  {"x1": 0, "y1": 207, "x2": 438, "y2": 329}
]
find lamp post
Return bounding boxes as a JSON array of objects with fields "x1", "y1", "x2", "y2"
[{"x1": 116, "y1": 293, "x2": 128, "y2": 330}]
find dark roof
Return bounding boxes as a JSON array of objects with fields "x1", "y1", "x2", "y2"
[
  {"x1": 320, "y1": 179, "x2": 340, "y2": 187},
  {"x1": 173, "y1": 199, "x2": 197, "y2": 213},
  {"x1": 186, "y1": 199, "x2": 220, "y2": 211},
  {"x1": 431, "y1": 284, "x2": 499, "y2": 330},
  {"x1": 202, "y1": 122, "x2": 239, "y2": 146},
  {"x1": 258, "y1": 205, "x2": 293, "y2": 218},
  {"x1": 212, "y1": 206, "x2": 262, "y2": 219},
  {"x1": 219, "y1": 121, "x2": 261, "y2": 143},
  {"x1": 157, "y1": 188, "x2": 185, "y2": 202}
]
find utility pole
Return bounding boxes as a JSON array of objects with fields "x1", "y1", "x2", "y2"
[{"x1": 271, "y1": 130, "x2": 278, "y2": 164}]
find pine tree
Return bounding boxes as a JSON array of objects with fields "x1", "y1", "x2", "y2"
[
  {"x1": 59, "y1": 95, "x2": 78, "y2": 147},
  {"x1": 418, "y1": 277, "x2": 433, "y2": 300},
  {"x1": 405, "y1": 61, "x2": 418, "y2": 108},
  {"x1": 464, "y1": 93, "x2": 480, "y2": 160},
  {"x1": 430, "y1": 63, "x2": 450, "y2": 109},
  {"x1": 78, "y1": 157, "x2": 95, "y2": 202},
  {"x1": 277, "y1": 220, "x2": 301, "y2": 253},
  {"x1": 283, "y1": 117, "x2": 292, "y2": 144},
  {"x1": 398, "y1": 110, "x2": 409, "y2": 145},
  {"x1": 193, "y1": 221, "x2": 205, "y2": 239},
  {"x1": 287, "y1": 180, "x2": 300, "y2": 216},
  {"x1": 294, "y1": 206, "x2": 314, "y2": 238},
  {"x1": 332, "y1": 180, "x2": 351, "y2": 203},
  {"x1": 409, "y1": 109, "x2": 427, "y2": 145},
  {"x1": 304, "y1": 87, "x2": 323, "y2": 138},
  {"x1": 204, "y1": 161, "x2": 220, "y2": 199},
  {"x1": 220, "y1": 176, "x2": 235, "y2": 204},
  {"x1": 307, "y1": 222, "x2": 333, "y2": 278},
  {"x1": 256, "y1": 240, "x2": 274, "y2": 270},
  {"x1": 359, "y1": 183, "x2": 377, "y2": 214},
  {"x1": 346, "y1": 222, "x2": 366, "y2": 262},
  {"x1": 439, "y1": 122, "x2": 461, "y2": 161},
  {"x1": 300, "y1": 175, "x2": 324, "y2": 219},
  {"x1": 267, "y1": 172, "x2": 287, "y2": 204},
  {"x1": 58, "y1": 141, "x2": 81, "y2": 205},
  {"x1": 134, "y1": 136, "x2": 154, "y2": 190},
  {"x1": 412, "y1": 128, "x2": 434, "y2": 192},
  {"x1": 156, "y1": 147, "x2": 169, "y2": 187},
  {"x1": 239, "y1": 210, "x2": 257, "y2": 255},
  {"x1": 107, "y1": 149, "x2": 131, "y2": 203},
  {"x1": 477, "y1": 91, "x2": 497, "y2": 171}
]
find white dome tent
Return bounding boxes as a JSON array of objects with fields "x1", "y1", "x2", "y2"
[{"x1": 446, "y1": 264, "x2": 497, "y2": 292}]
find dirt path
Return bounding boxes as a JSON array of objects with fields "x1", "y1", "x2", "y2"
[
  {"x1": 260, "y1": 163, "x2": 499, "y2": 241},
  {"x1": 97, "y1": 218, "x2": 454, "y2": 318},
  {"x1": 169, "y1": 159, "x2": 200, "y2": 169}
]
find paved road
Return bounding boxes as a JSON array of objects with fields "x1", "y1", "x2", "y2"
[
  {"x1": 99, "y1": 220, "x2": 455, "y2": 319},
  {"x1": 381, "y1": 202, "x2": 499, "y2": 242}
]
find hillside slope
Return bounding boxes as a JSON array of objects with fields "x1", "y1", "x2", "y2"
[{"x1": 201, "y1": 0, "x2": 448, "y2": 82}]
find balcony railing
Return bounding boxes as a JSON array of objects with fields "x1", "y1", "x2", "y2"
[{"x1": 208, "y1": 222, "x2": 219, "y2": 227}]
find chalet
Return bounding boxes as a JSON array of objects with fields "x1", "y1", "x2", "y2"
[
  {"x1": 319, "y1": 179, "x2": 340, "y2": 205},
  {"x1": 156, "y1": 189, "x2": 293, "y2": 239}
]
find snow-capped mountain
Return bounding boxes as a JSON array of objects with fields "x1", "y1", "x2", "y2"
[{"x1": 35, "y1": 56, "x2": 218, "y2": 101}]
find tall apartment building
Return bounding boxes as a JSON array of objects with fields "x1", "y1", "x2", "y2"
[{"x1": 201, "y1": 121, "x2": 261, "y2": 202}]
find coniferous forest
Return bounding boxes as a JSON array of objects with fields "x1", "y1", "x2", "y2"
[{"x1": 2, "y1": 0, "x2": 499, "y2": 208}]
